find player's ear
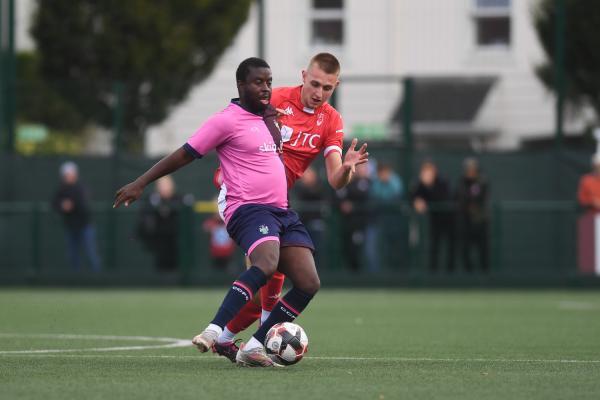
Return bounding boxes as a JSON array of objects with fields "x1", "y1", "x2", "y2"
[{"x1": 301, "y1": 70, "x2": 307, "y2": 83}]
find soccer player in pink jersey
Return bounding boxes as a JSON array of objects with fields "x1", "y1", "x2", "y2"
[
  {"x1": 114, "y1": 58, "x2": 332, "y2": 367},
  {"x1": 212, "y1": 53, "x2": 369, "y2": 362}
]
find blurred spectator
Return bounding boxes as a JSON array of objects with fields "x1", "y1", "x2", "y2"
[
  {"x1": 371, "y1": 162, "x2": 404, "y2": 202},
  {"x1": 578, "y1": 154, "x2": 600, "y2": 213},
  {"x1": 335, "y1": 163, "x2": 371, "y2": 271},
  {"x1": 137, "y1": 175, "x2": 183, "y2": 271},
  {"x1": 203, "y1": 209, "x2": 236, "y2": 271},
  {"x1": 52, "y1": 161, "x2": 101, "y2": 271},
  {"x1": 294, "y1": 167, "x2": 327, "y2": 265},
  {"x1": 367, "y1": 162, "x2": 404, "y2": 271},
  {"x1": 411, "y1": 160, "x2": 455, "y2": 273},
  {"x1": 456, "y1": 158, "x2": 490, "y2": 273},
  {"x1": 577, "y1": 154, "x2": 600, "y2": 274}
]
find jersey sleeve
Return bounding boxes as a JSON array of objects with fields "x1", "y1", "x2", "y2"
[
  {"x1": 184, "y1": 112, "x2": 230, "y2": 158},
  {"x1": 323, "y1": 111, "x2": 344, "y2": 158}
]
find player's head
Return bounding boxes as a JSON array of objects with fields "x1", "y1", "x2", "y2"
[
  {"x1": 419, "y1": 159, "x2": 437, "y2": 186},
  {"x1": 60, "y1": 161, "x2": 79, "y2": 184},
  {"x1": 463, "y1": 157, "x2": 479, "y2": 179},
  {"x1": 236, "y1": 57, "x2": 272, "y2": 113},
  {"x1": 156, "y1": 175, "x2": 175, "y2": 199},
  {"x1": 377, "y1": 162, "x2": 393, "y2": 182},
  {"x1": 301, "y1": 53, "x2": 340, "y2": 109}
]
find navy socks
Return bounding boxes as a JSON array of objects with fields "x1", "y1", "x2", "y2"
[
  {"x1": 211, "y1": 266, "x2": 267, "y2": 328},
  {"x1": 252, "y1": 286, "x2": 314, "y2": 343}
]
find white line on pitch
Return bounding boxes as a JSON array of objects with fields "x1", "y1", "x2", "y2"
[
  {"x1": 0, "y1": 333, "x2": 185, "y2": 342},
  {"x1": 0, "y1": 333, "x2": 191, "y2": 354},
  {"x1": 0, "y1": 353, "x2": 598, "y2": 364},
  {"x1": 557, "y1": 301, "x2": 598, "y2": 311},
  {"x1": 2, "y1": 333, "x2": 599, "y2": 364}
]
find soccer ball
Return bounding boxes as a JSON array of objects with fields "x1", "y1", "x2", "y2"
[{"x1": 264, "y1": 322, "x2": 308, "y2": 365}]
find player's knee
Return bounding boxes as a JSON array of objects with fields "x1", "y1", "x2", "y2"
[
  {"x1": 252, "y1": 253, "x2": 279, "y2": 277},
  {"x1": 300, "y1": 275, "x2": 320, "y2": 296}
]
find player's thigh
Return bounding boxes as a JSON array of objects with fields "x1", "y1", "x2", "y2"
[{"x1": 278, "y1": 246, "x2": 320, "y2": 295}]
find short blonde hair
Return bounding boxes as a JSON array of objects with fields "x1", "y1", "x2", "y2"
[{"x1": 308, "y1": 53, "x2": 340, "y2": 75}]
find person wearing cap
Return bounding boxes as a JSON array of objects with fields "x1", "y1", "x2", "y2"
[
  {"x1": 578, "y1": 154, "x2": 600, "y2": 213},
  {"x1": 52, "y1": 161, "x2": 101, "y2": 271},
  {"x1": 456, "y1": 157, "x2": 489, "y2": 273}
]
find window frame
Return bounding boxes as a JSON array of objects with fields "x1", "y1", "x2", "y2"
[
  {"x1": 472, "y1": 0, "x2": 511, "y2": 48},
  {"x1": 310, "y1": 0, "x2": 344, "y2": 46}
]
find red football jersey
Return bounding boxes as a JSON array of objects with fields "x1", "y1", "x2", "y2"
[{"x1": 271, "y1": 86, "x2": 344, "y2": 188}]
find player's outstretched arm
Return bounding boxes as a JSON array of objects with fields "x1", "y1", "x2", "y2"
[
  {"x1": 113, "y1": 147, "x2": 194, "y2": 208},
  {"x1": 325, "y1": 138, "x2": 369, "y2": 190}
]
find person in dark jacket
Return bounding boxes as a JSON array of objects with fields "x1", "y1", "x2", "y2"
[
  {"x1": 411, "y1": 160, "x2": 455, "y2": 273},
  {"x1": 137, "y1": 175, "x2": 183, "y2": 271},
  {"x1": 456, "y1": 158, "x2": 489, "y2": 273},
  {"x1": 52, "y1": 161, "x2": 100, "y2": 271},
  {"x1": 294, "y1": 167, "x2": 327, "y2": 265},
  {"x1": 335, "y1": 163, "x2": 371, "y2": 271}
]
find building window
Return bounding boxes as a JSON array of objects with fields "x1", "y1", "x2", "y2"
[
  {"x1": 311, "y1": 0, "x2": 344, "y2": 45},
  {"x1": 473, "y1": 0, "x2": 511, "y2": 47}
]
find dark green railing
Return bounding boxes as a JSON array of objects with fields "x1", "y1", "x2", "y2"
[{"x1": 0, "y1": 200, "x2": 583, "y2": 286}]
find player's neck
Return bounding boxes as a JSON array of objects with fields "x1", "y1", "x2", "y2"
[{"x1": 234, "y1": 98, "x2": 266, "y2": 116}]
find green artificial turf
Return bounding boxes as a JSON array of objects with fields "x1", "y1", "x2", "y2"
[{"x1": 1, "y1": 289, "x2": 599, "y2": 399}]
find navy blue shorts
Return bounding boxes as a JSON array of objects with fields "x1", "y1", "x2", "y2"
[{"x1": 226, "y1": 204, "x2": 314, "y2": 255}]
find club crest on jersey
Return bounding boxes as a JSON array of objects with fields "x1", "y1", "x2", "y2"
[
  {"x1": 316, "y1": 113, "x2": 324, "y2": 126},
  {"x1": 258, "y1": 225, "x2": 269, "y2": 235}
]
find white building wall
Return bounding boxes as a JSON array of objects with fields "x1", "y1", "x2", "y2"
[
  {"x1": 15, "y1": 0, "x2": 35, "y2": 51},
  {"x1": 13, "y1": 0, "x2": 584, "y2": 154}
]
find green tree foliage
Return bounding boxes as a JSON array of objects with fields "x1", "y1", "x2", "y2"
[
  {"x1": 30, "y1": 0, "x2": 252, "y2": 152},
  {"x1": 534, "y1": 0, "x2": 600, "y2": 120},
  {"x1": 17, "y1": 52, "x2": 87, "y2": 132}
]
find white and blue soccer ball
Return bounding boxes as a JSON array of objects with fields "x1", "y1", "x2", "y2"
[{"x1": 264, "y1": 322, "x2": 308, "y2": 365}]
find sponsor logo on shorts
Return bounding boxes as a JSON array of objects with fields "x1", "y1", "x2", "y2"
[{"x1": 259, "y1": 225, "x2": 269, "y2": 235}]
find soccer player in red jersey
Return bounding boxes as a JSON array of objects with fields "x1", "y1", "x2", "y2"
[{"x1": 212, "y1": 53, "x2": 369, "y2": 362}]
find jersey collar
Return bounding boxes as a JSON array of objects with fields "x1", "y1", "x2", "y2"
[{"x1": 291, "y1": 85, "x2": 320, "y2": 115}]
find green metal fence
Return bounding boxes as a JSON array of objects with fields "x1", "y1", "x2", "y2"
[{"x1": 0, "y1": 199, "x2": 584, "y2": 286}]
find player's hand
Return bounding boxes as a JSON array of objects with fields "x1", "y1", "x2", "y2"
[
  {"x1": 61, "y1": 199, "x2": 74, "y2": 213},
  {"x1": 342, "y1": 138, "x2": 369, "y2": 174},
  {"x1": 275, "y1": 108, "x2": 288, "y2": 125},
  {"x1": 113, "y1": 180, "x2": 144, "y2": 208},
  {"x1": 413, "y1": 198, "x2": 427, "y2": 214}
]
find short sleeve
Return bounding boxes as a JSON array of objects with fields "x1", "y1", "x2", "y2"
[
  {"x1": 185, "y1": 111, "x2": 231, "y2": 158},
  {"x1": 323, "y1": 111, "x2": 344, "y2": 158}
]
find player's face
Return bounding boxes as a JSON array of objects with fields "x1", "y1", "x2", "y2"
[
  {"x1": 301, "y1": 65, "x2": 339, "y2": 109},
  {"x1": 238, "y1": 66, "x2": 272, "y2": 113}
]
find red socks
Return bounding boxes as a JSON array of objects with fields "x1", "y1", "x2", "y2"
[
  {"x1": 260, "y1": 271, "x2": 286, "y2": 311},
  {"x1": 225, "y1": 271, "x2": 286, "y2": 334}
]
